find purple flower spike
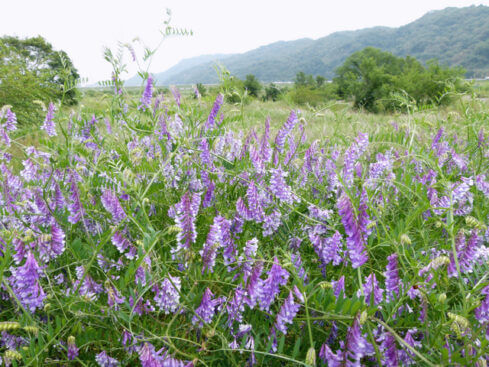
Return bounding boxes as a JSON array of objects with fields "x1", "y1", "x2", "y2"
[
  {"x1": 192, "y1": 287, "x2": 220, "y2": 326},
  {"x1": 139, "y1": 75, "x2": 153, "y2": 111},
  {"x1": 101, "y1": 189, "x2": 126, "y2": 223},
  {"x1": 67, "y1": 336, "x2": 79, "y2": 360},
  {"x1": 9, "y1": 252, "x2": 45, "y2": 313},
  {"x1": 337, "y1": 190, "x2": 370, "y2": 268},
  {"x1": 172, "y1": 192, "x2": 201, "y2": 252},
  {"x1": 5, "y1": 108, "x2": 17, "y2": 131},
  {"x1": 67, "y1": 181, "x2": 85, "y2": 224},
  {"x1": 154, "y1": 276, "x2": 181, "y2": 314},
  {"x1": 274, "y1": 110, "x2": 298, "y2": 153},
  {"x1": 270, "y1": 167, "x2": 297, "y2": 204},
  {"x1": 332, "y1": 276, "x2": 345, "y2": 297},
  {"x1": 41, "y1": 102, "x2": 57, "y2": 137},
  {"x1": 358, "y1": 273, "x2": 383, "y2": 305},
  {"x1": 383, "y1": 332, "x2": 399, "y2": 367},
  {"x1": 95, "y1": 350, "x2": 120, "y2": 367},
  {"x1": 385, "y1": 253, "x2": 400, "y2": 301},
  {"x1": 246, "y1": 181, "x2": 265, "y2": 222},
  {"x1": 259, "y1": 257, "x2": 289, "y2": 311},
  {"x1": 345, "y1": 315, "x2": 375, "y2": 364},
  {"x1": 205, "y1": 94, "x2": 224, "y2": 131},
  {"x1": 275, "y1": 291, "x2": 301, "y2": 334},
  {"x1": 475, "y1": 293, "x2": 489, "y2": 323}
]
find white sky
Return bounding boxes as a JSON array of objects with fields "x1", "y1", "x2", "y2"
[{"x1": 2, "y1": 0, "x2": 488, "y2": 84}]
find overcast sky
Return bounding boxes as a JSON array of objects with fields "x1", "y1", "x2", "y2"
[{"x1": 2, "y1": 0, "x2": 488, "y2": 84}]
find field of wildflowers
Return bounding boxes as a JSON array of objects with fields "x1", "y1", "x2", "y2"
[{"x1": 1, "y1": 60, "x2": 489, "y2": 366}]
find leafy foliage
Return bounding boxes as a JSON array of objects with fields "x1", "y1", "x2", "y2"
[
  {"x1": 334, "y1": 47, "x2": 468, "y2": 112},
  {"x1": 0, "y1": 36, "x2": 80, "y2": 125},
  {"x1": 243, "y1": 74, "x2": 262, "y2": 98}
]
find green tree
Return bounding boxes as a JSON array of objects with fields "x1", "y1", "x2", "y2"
[
  {"x1": 0, "y1": 36, "x2": 80, "y2": 124},
  {"x1": 334, "y1": 47, "x2": 468, "y2": 112},
  {"x1": 243, "y1": 74, "x2": 262, "y2": 97},
  {"x1": 264, "y1": 83, "x2": 281, "y2": 101},
  {"x1": 196, "y1": 83, "x2": 206, "y2": 97},
  {"x1": 316, "y1": 75, "x2": 326, "y2": 88}
]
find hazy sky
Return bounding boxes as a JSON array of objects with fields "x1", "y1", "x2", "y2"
[{"x1": 2, "y1": 0, "x2": 488, "y2": 84}]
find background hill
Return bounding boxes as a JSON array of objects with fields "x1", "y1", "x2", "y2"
[{"x1": 127, "y1": 5, "x2": 489, "y2": 85}]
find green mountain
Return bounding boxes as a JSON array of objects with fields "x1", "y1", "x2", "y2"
[{"x1": 133, "y1": 5, "x2": 489, "y2": 85}]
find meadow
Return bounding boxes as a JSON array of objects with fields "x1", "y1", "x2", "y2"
[{"x1": 1, "y1": 71, "x2": 489, "y2": 367}]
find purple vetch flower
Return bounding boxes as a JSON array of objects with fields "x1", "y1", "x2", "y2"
[
  {"x1": 192, "y1": 287, "x2": 223, "y2": 326},
  {"x1": 475, "y1": 174, "x2": 489, "y2": 198},
  {"x1": 258, "y1": 257, "x2": 289, "y2": 311},
  {"x1": 475, "y1": 293, "x2": 489, "y2": 323},
  {"x1": 95, "y1": 350, "x2": 120, "y2": 367},
  {"x1": 260, "y1": 117, "x2": 272, "y2": 162},
  {"x1": 448, "y1": 230, "x2": 480, "y2": 277},
  {"x1": 201, "y1": 215, "x2": 235, "y2": 272},
  {"x1": 398, "y1": 329, "x2": 421, "y2": 365},
  {"x1": 270, "y1": 166, "x2": 297, "y2": 204},
  {"x1": 205, "y1": 94, "x2": 224, "y2": 131},
  {"x1": 74, "y1": 266, "x2": 103, "y2": 300},
  {"x1": 382, "y1": 332, "x2": 399, "y2": 367},
  {"x1": 236, "y1": 197, "x2": 251, "y2": 221},
  {"x1": 171, "y1": 86, "x2": 181, "y2": 107},
  {"x1": 310, "y1": 231, "x2": 343, "y2": 269},
  {"x1": 202, "y1": 179, "x2": 215, "y2": 208},
  {"x1": 139, "y1": 75, "x2": 153, "y2": 111},
  {"x1": 200, "y1": 218, "x2": 223, "y2": 274},
  {"x1": 67, "y1": 181, "x2": 85, "y2": 224},
  {"x1": 274, "y1": 110, "x2": 298, "y2": 153},
  {"x1": 262, "y1": 209, "x2": 282, "y2": 237},
  {"x1": 332, "y1": 276, "x2": 345, "y2": 297},
  {"x1": 9, "y1": 252, "x2": 45, "y2": 312},
  {"x1": 344, "y1": 315, "x2": 375, "y2": 364},
  {"x1": 319, "y1": 343, "x2": 342, "y2": 367},
  {"x1": 342, "y1": 133, "x2": 369, "y2": 187},
  {"x1": 67, "y1": 336, "x2": 79, "y2": 360},
  {"x1": 172, "y1": 192, "x2": 201, "y2": 254},
  {"x1": 358, "y1": 273, "x2": 383, "y2": 305},
  {"x1": 246, "y1": 181, "x2": 265, "y2": 222},
  {"x1": 101, "y1": 189, "x2": 126, "y2": 223},
  {"x1": 154, "y1": 276, "x2": 181, "y2": 314},
  {"x1": 41, "y1": 102, "x2": 57, "y2": 137},
  {"x1": 275, "y1": 291, "x2": 301, "y2": 334},
  {"x1": 291, "y1": 252, "x2": 307, "y2": 283},
  {"x1": 38, "y1": 221, "x2": 66, "y2": 262},
  {"x1": 241, "y1": 238, "x2": 259, "y2": 279},
  {"x1": 1, "y1": 331, "x2": 27, "y2": 351},
  {"x1": 385, "y1": 253, "x2": 400, "y2": 301},
  {"x1": 0, "y1": 126, "x2": 10, "y2": 147},
  {"x1": 337, "y1": 190, "x2": 371, "y2": 268},
  {"x1": 20, "y1": 158, "x2": 38, "y2": 181},
  {"x1": 4, "y1": 108, "x2": 17, "y2": 131},
  {"x1": 106, "y1": 283, "x2": 124, "y2": 310},
  {"x1": 245, "y1": 261, "x2": 264, "y2": 308},
  {"x1": 227, "y1": 286, "x2": 246, "y2": 327},
  {"x1": 139, "y1": 343, "x2": 164, "y2": 366},
  {"x1": 111, "y1": 232, "x2": 135, "y2": 259},
  {"x1": 200, "y1": 138, "x2": 214, "y2": 168},
  {"x1": 53, "y1": 182, "x2": 66, "y2": 210}
]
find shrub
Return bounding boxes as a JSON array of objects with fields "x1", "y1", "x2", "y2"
[
  {"x1": 243, "y1": 74, "x2": 262, "y2": 98},
  {"x1": 0, "y1": 36, "x2": 80, "y2": 125},
  {"x1": 334, "y1": 47, "x2": 469, "y2": 112}
]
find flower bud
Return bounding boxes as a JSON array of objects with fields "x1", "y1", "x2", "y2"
[{"x1": 305, "y1": 346, "x2": 316, "y2": 366}]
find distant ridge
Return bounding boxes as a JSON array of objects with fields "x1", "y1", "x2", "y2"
[{"x1": 126, "y1": 5, "x2": 489, "y2": 85}]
